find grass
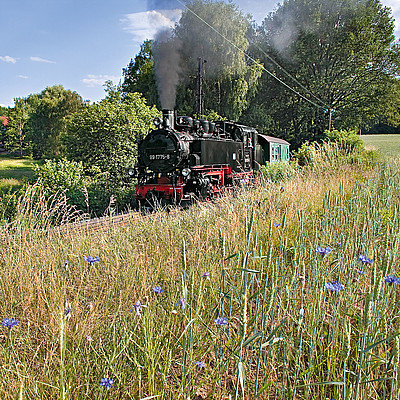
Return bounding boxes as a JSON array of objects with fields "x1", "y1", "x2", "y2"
[
  {"x1": 0, "y1": 144, "x2": 399, "y2": 398},
  {"x1": 0, "y1": 154, "x2": 39, "y2": 192},
  {"x1": 361, "y1": 134, "x2": 400, "y2": 159}
]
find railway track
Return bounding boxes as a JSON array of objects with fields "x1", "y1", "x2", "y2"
[{"x1": 57, "y1": 209, "x2": 148, "y2": 235}]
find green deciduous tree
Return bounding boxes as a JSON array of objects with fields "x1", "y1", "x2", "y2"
[
  {"x1": 26, "y1": 85, "x2": 84, "y2": 158},
  {"x1": 121, "y1": 40, "x2": 159, "y2": 107},
  {"x1": 63, "y1": 88, "x2": 160, "y2": 191},
  {"x1": 173, "y1": 0, "x2": 262, "y2": 119},
  {"x1": 3, "y1": 97, "x2": 36, "y2": 156},
  {"x1": 245, "y1": 0, "x2": 400, "y2": 148}
]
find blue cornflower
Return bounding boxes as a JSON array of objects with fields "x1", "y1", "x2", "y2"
[
  {"x1": 2, "y1": 318, "x2": 19, "y2": 329},
  {"x1": 201, "y1": 272, "x2": 210, "y2": 280},
  {"x1": 193, "y1": 361, "x2": 206, "y2": 368},
  {"x1": 152, "y1": 286, "x2": 164, "y2": 294},
  {"x1": 315, "y1": 247, "x2": 332, "y2": 255},
  {"x1": 273, "y1": 223, "x2": 281, "y2": 227},
  {"x1": 384, "y1": 275, "x2": 400, "y2": 285},
  {"x1": 176, "y1": 298, "x2": 186, "y2": 309},
  {"x1": 83, "y1": 256, "x2": 100, "y2": 263},
  {"x1": 357, "y1": 270, "x2": 367, "y2": 275},
  {"x1": 280, "y1": 186, "x2": 285, "y2": 192},
  {"x1": 100, "y1": 378, "x2": 114, "y2": 389},
  {"x1": 325, "y1": 281, "x2": 344, "y2": 292},
  {"x1": 215, "y1": 316, "x2": 229, "y2": 326},
  {"x1": 130, "y1": 301, "x2": 147, "y2": 316},
  {"x1": 358, "y1": 254, "x2": 373, "y2": 264}
]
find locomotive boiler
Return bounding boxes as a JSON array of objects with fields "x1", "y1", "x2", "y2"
[{"x1": 133, "y1": 109, "x2": 290, "y2": 208}]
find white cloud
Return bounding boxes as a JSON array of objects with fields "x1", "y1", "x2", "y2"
[
  {"x1": 0, "y1": 55, "x2": 17, "y2": 63},
  {"x1": 18, "y1": 75, "x2": 29, "y2": 79},
  {"x1": 81, "y1": 74, "x2": 121, "y2": 87},
  {"x1": 121, "y1": 9, "x2": 182, "y2": 42},
  {"x1": 30, "y1": 56, "x2": 56, "y2": 64}
]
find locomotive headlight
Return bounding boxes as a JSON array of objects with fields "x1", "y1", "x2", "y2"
[
  {"x1": 153, "y1": 117, "x2": 161, "y2": 127},
  {"x1": 128, "y1": 168, "x2": 136, "y2": 177},
  {"x1": 182, "y1": 168, "x2": 191, "y2": 177}
]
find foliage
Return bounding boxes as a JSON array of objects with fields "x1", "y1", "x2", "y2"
[
  {"x1": 64, "y1": 89, "x2": 159, "y2": 187},
  {"x1": 25, "y1": 86, "x2": 85, "y2": 158},
  {"x1": 245, "y1": 0, "x2": 400, "y2": 148},
  {"x1": 260, "y1": 159, "x2": 298, "y2": 183},
  {"x1": 3, "y1": 97, "x2": 35, "y2": 156},
  {"x1": 63, "y1": 89, "x2": 160, "y2": 214},
  {"x1": 33, "y1": 158, "x2": 88, "y2": 211},
  {"x1": 121, "y1": 40, "x2": 159, "y2": 107},
  {"x1": 325, "y1": 129, "x2": 364, "y2": 152},
  {"x1": 173, "y1": 0, "x2": 263, "y2": 120}
]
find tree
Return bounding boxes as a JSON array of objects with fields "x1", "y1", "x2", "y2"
[
  {"x1": 26, "y1": 85, "x2": 84, "y2": 158},
  {"x1": 246, "y1": 0, "x2": 400, "y2": 147},
  {"x1": 172, "y1": 0, "x2": 262, "y2": 119},
  {"x1": 63, "y1": 89, "x2": 160, "y2": 190},
  {"x1": 121, "y1": 0, "x2": 262, "y2": 120},
  {"x1": 121, "y1": 40, "x2": 159, "y2": 107},
  {"x1": 3, "y1": 97, "x2": 36, "y2": 156}
]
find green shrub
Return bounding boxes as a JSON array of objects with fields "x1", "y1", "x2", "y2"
[
  {"x1": 324, "y1": 129, "x2": 364, "y2": 152},
  {"x1": 260, "y1": 160, "x2": 298, "y2": 182}
]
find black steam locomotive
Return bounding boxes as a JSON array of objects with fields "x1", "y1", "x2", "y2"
[{"x1": 133, "y1": 109, "x2": 290, "y2": 207}]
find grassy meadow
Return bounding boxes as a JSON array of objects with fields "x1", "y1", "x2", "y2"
[
  {"x1": 0, "y1": 144, "x2": 400, "y2": 399},
  {"x1": 361, "y1": 134, "x2": 400, "y2": 159},
  {"x1": 0, "y1": 154, "x2": 39, "y2": 192}
]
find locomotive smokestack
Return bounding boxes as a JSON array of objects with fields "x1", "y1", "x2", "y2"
[{"x1": 162, "y1": 109, "x2": 175, "y2": 129}]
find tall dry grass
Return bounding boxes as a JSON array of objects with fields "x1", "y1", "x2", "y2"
[{"x1": 0, "y1": 145, "x2": 399, "y2": 399}]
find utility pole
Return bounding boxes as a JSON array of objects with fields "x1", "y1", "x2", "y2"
[
  {"x1": 196, "y1": 57, "x2": 206, "y2": 118},
  {"x1": 328, "y1": 108, "x2": 335, "y2": 131}
]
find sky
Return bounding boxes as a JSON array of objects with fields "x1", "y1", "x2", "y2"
[{"x1": 1, "y1": 0, "x2": 399, "y2": 108}]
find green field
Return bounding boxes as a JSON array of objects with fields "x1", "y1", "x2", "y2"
[
  {"x1": 361, "y1": 134, "x2": 400, "y2": 158},
  {"x1": 0, "y1": 154, "x2": 39, "y2": 192}
]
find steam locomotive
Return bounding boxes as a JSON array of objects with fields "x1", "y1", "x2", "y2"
[{"x1": 132, "y1": 109, "x2": 290, "y2": 208}]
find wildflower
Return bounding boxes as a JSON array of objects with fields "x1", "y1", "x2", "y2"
[
  {"x1": 384, "y1": 275, "x2": 400, "y2": 285},
  {"x1": 357, "y1": 270, "x2": 366, "y2": 275},
  {"x1": 152, "y1": 286, "x2": 164, "y2": 294},
  {"x1": 358, "y1": 254, "x2": 373, "y2": 264},
  {"x1": 280, "y1": 186, "x2": 284, "y2": 192},
  {"x1": 2, "y1": 318, "x2": 19, "y2": 329},
  {"x1": 176, "y1": 298, "x2": 186, "y2": 310},
  {"x1": 130, "y1": 301, "x2": 147, "y2": 316},
  {"x1": 83, "y1": 256, "x2": 100, "y2": 263},
  {"x1": 315, "y1": 247, "x2": 332, "y2": 255},
  {"x1": 273, "y1": 223, "x2": 281, "y2": 227},
  {"x1": 201, "y1": 272, "x2": 210, "y2": 280},
  {"x1": 193, "y1": 361, "x2": 206, "y2": 368},
  {"x1": 100, "y1": 378, "x2": 114, "y2": 389},
  {"x1": 214, "y1": 316, "x2": 229, "y2": 326},
  {"x1": 85, "y1": 335, "x2": 93, "y2": 342},
  {"x1": 325, "y1": 281, "x2": 344, "y2": 292}
]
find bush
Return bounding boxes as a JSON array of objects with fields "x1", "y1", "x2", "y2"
[
  {"x1": 260, "y1": 160, "x2": 298, "y2": 182},
  {"x1": 324, "y1": 129, "x2": 364, "y2": 152}
]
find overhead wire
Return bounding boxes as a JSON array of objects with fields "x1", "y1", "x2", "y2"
[{"x1": 175, "y1": 0, "x2": 332, "y2": 112}]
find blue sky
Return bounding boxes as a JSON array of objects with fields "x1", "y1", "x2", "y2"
[{"x1": 1, "y1": 0, "x2": 399, "y2": 107}]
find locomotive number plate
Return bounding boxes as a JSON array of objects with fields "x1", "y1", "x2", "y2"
[{"x1": 149, "y1": 154, "x2": 171, "y2": 160}]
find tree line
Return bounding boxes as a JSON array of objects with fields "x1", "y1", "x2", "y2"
[{"x1": 0, "y1": 0, "x2": 399, "y2": 215}]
